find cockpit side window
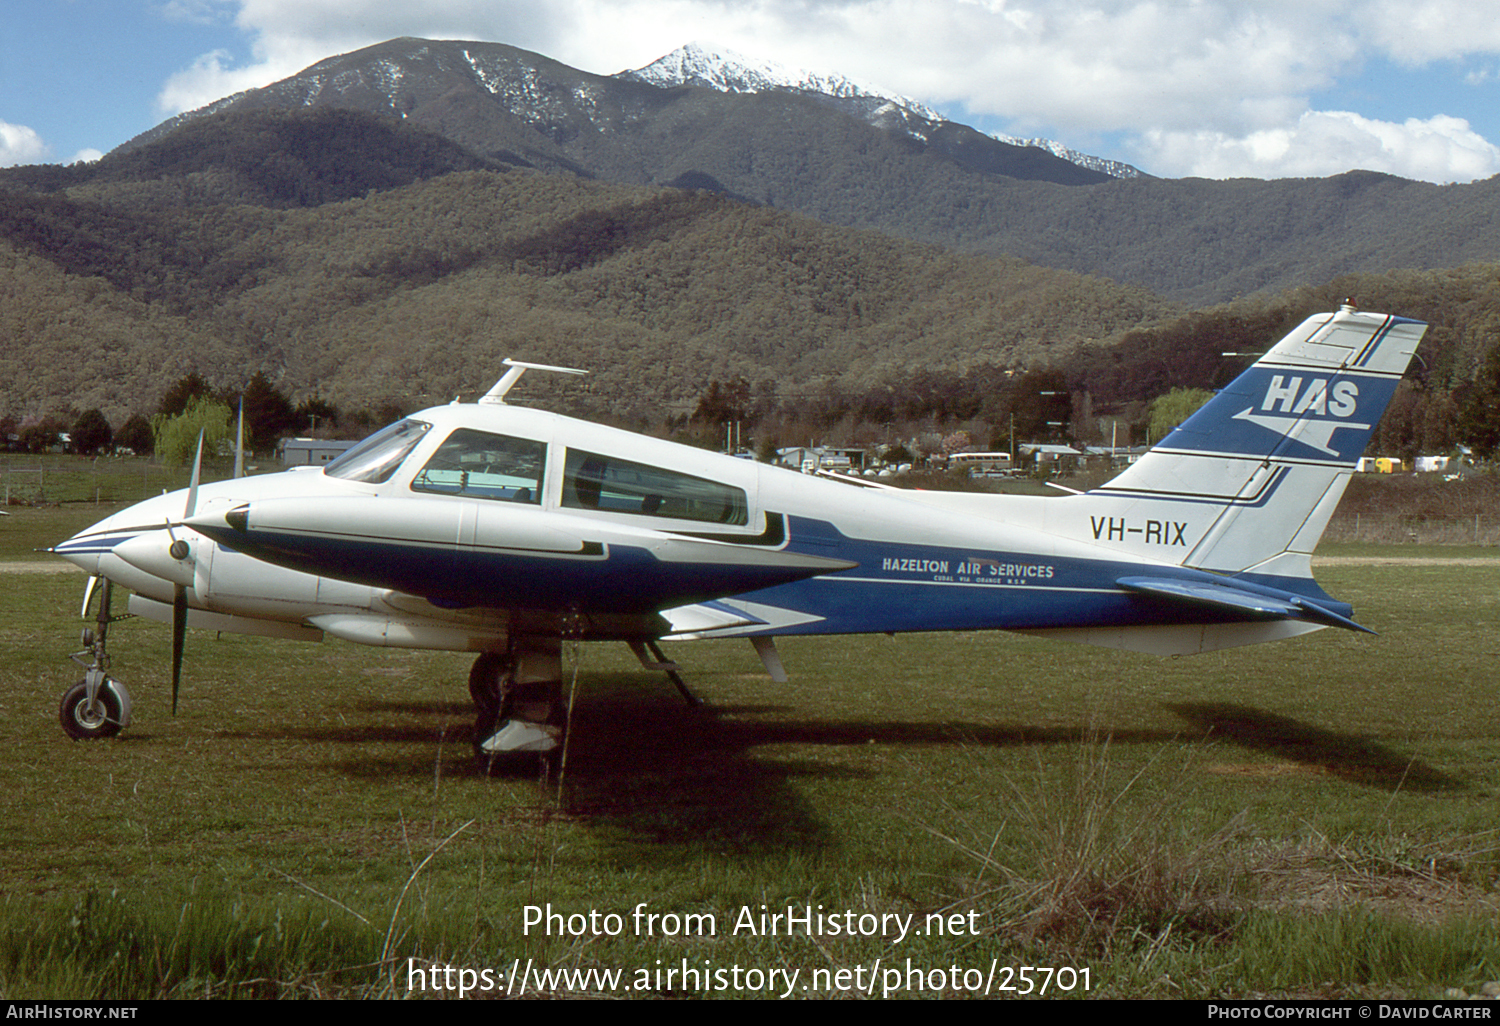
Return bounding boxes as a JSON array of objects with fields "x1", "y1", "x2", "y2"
[
  {"x1": 562, "y1": 448, "x2": 748, "y2": 525},
  {"x1": 324, "y1": 419, "x2": 431, "y2": 484},
  {"x1": 411, "y1": 429, "x2": 546, "y2": 504}
]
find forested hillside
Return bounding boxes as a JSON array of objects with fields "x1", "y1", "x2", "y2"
[
  {"x1": 3, "y1": 107, "x2": 1499, "y2": 463},
  {"x1": 105, "y1": 37, "x2": 1500, "y2": 307},
  {"x1": 0, "y1": 110, "x2": 1174, "y2": 428}
]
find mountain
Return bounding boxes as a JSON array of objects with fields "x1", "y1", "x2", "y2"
[
  {"x1": 620, "y1": 42, "x2": 1143, "y2": 180},
  {"x1": 118, "y1": 37, "x2": 1113, "y2": 192},
  {"x1": 619, "y1": 41, "x2": 956, "y2": 151},
  {"x1": 2, "y1": 99, "x2": 1492, "y2": 458},
  {"x1": 620, "y1": 42, "x2": 947, "y2": 123},
  {"x1": 103, "y1": 37, "x2": 1500, "y2": 305},
  {"x1": 988, "y1": 134, "x2": 1143, "y2": 180}
]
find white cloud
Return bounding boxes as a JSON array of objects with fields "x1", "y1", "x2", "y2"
[
  {"x1": 155, "y1": 0, "x2": 227, "y2": 24},
  {"x1": 157, "y1": 47, "x2": 307, "y2": 115},
  {"x1": 1139, "y1": 111, "x2": 1500, "y2": 183},
  {"x1": 0, "y1": 122, "x2": 50, "y2": 167},
  {"x1": 1361, "y1": 0, "x2": 1500, "y2": 64}
]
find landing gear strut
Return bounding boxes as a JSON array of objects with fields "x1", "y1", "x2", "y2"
[
  {"x1": 470, "y1": 638, "x2": 564, "y2": 769},
  {"x1": 60, "y1": 578, "x2": 133, "y2": 740}
]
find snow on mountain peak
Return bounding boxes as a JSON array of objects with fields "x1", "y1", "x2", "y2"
[
  {"x1": 622, "y1": 42, "x2": 1140, "y2": 179},
  {"x1": 623, "y1": 42, "x2": 943, "y2": 122}
]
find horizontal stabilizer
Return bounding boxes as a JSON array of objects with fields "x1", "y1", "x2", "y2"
[{"x1": 1117, "y1": 577, "x2": 1374, "y2": 634}]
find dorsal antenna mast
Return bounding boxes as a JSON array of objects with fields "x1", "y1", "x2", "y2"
[{"x1": 478, "y1": 359, "x2": 589, "y2": 405}]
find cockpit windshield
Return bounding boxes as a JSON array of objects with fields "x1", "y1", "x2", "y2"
[{"x1": 324, "y1": 419, "x2": 431, "y2": 484}]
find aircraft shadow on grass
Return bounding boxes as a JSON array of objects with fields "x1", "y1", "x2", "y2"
[
  {"x1": 218, "y1": 673, "x2": 1197, "y2": 855},
  {"x1": 1165, "y1": 701, "x2": 1462, "y2": 793},
  {"x1": 200, "y1": 688, "x2": 1468, "y2": 860}
]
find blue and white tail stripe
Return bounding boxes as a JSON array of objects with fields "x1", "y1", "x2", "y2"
[
  {"x1": 1109, "y1": 310, "x2": 1418, "y2": 464},
  {"x1": 1086, "y1": 305, "x2": 1425, "y2": 580}
]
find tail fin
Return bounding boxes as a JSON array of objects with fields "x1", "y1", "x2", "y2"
[{"x1": 1092, "y1": 304, "x2": 1425, "y2": 581}]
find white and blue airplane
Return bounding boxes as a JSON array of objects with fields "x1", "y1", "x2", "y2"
[{"x1": 52, "y1": 304, "x2": 1424, "y2": 760}]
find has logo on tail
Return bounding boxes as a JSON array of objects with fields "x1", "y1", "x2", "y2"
[{"x1": 1232, "y1": 373, "x2": 1370, "y2": 457}]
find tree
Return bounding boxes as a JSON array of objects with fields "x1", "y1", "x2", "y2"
[
  {"x1": 70, "y1": 409, "x2": 113, "y2": 455},
  {"x1": 691, "y1": 377, "x2": 752, "y2": 428},
  {"x1": 236, "y1": 372, "x2": 298, "y2": 453},
  {"x1": 296, "y1": 396, "x2": 340, "y2": 435},
  {"x1": 941, "y1": 430, "x2": 975, "y2": 455},
  {"x1": 18, "y1": 418, "x2": 61, "y2": 453},
  {"x1": 1457, "y1": 342, "x2": 1500, "y2": 459},
  {"x1": 1006, "y1": 369, "x2": 1071, "y2": 440},
  {"x1": 157, "y1": 372, "x2": 214, "y2": 418},
  {"x1": 1148, "y1": 388, "x2": 1215, "y2": 441},
  {"x1": 882, "y1": 442, "x2": 914, "y2": 466},
  {"x1": 152, "y1": 396, "x2": 231, "y2": 467},
  {"x1": 115, "y1": 413, "x2": 154, "y2": 455}
]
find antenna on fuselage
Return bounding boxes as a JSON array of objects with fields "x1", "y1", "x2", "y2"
[{"x1": 479, "y1": 359, "x2": 589, "y2": 405}]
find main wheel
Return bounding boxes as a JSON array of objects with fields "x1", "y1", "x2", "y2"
[
  {"x1": 469, "y1": 652, "x2": 511, "y2": 745},
  {"x1": 59, "y1": 680, "x2": 123, "y2": 740}
]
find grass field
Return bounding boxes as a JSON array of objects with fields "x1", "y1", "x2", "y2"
[{"x1": 3, "y1": 486, "x2": 1500, "y2": 999}]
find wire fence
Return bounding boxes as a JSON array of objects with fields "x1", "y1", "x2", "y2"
[
  {"x1": 1, "y1": 458, "x2": 199, "y2": 507},
  {"x1": 1323, "y1": 513, "x2": 1500, "y2": 546}
]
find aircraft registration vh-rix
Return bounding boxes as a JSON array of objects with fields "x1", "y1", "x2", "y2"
[{"x1": 51, "y1": 304, "x2": 1424, "y2": 765}]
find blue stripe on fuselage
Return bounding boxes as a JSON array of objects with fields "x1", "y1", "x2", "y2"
[
  {"x1": 201, "y1": 512, "x2": 1350, "y2": 634},
  {"x1": 203, "y1": 527, "x2": 833, "y2": 615},
  {"x1": 729, "y1": 516, "x2": 1352, "y2": 636},
  {"x1": 52, "y1": 531, "x2": 143, "y2": 555}
]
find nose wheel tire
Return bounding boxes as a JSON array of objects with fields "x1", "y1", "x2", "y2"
[{"x1": 59, "y1": 680, "x2": 123, "y2": 740}]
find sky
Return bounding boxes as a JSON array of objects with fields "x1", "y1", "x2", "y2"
[{"x1": 5, "y1": 0, "x2": 1500, "y2": 183}]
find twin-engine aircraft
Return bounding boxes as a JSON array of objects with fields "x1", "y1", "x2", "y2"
[{"x1": 52, "y1": 305, "x2": 1424, "y2": 761}]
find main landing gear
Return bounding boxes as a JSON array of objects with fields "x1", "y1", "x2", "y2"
[
  {"x1": 60, "y1": 578, "x2": 133, "y2": 740},
  {"x1": 467, "y1": 633, "x2": 707, "y2": 774},
  {"x1": 470, "y1": 638, "x2": 566, "y2": 771}
]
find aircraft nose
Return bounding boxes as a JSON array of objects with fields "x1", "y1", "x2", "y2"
[
  {"x1": 112, "y1": 530, "x2": 198, "y2": 589},
  {"x1": 50, "y1": 526, "x2": 128, "y2": 576}
]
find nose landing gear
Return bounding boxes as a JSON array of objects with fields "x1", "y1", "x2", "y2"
[{"x1": 60, "y1": 578, "x2": 133, "y2": 741}]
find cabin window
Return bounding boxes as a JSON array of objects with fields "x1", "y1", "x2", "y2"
[
  {"x1": 324, "y1": 419, "x2": 431, "y2": 484},
  {"x1": 410, "y1": 429, "x2": 546, "y2": 503},
  {"x1": 562, "y1": 449, "x2": 748, "y2": 525}
]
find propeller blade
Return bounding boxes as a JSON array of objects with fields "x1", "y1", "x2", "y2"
[
  {"x1": 164, "y1": 432, "x2": 204, "y2": 716},
  {"x1": 234, "y1": 397, "x2": 245, "y2": 479},
  {"x1": 172, "y1": 584, "x2": 187, "y2": 715},
  {"x1": 184, "y1": 429, "x2": 205, "y2": 520},
  {"x1": 80, "y1": 575, "x2": 100, "y2": 619}
]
